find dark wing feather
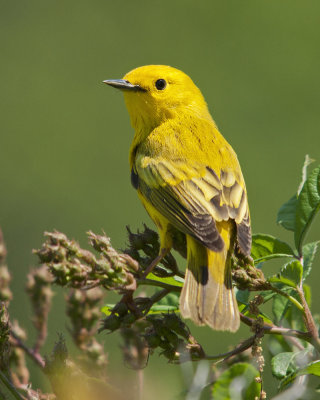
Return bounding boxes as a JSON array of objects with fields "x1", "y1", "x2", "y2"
[
  {"x1": 135, "y1": 159, "x2": 251, "y2": 254},
  {"x1": 138, "y1": 179, "x2": 224, "y2": 251}
]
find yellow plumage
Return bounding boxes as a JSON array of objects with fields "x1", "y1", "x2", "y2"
[{"x1": 104, "y1": 65, "x2": 251, "y2": 332}]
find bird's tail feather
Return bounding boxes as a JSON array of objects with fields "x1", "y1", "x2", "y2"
[{"x1": 179, "y1": 222, "x2": 239, "y2": 332}]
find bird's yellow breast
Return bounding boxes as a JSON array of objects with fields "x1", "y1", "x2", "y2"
[{"x1": 132, "y1": 113, "x2": 244, "y2": 189}]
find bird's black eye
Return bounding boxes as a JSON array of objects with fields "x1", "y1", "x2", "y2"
[{"x1": 155, "y1": 79, "x2": 167, "y2": 90}]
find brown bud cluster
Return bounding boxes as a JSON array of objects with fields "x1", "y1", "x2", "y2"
[
  {"x1": 66, "y1": 288, "x2": 107, "y2": 371},
  {"x1": 232, "y1": 255, "x2": 270, "y2": 292},
  {"x1": 144, "y1": 313, "x2": 204, "y2": 362},
  {"x1": 26, "y1": 265, "x2": 54, "y2": 350},
  {"x1": 0, "y1": 229, "x2": 12, "y2": 303},
  {"x1": 34, "y1": 231, "x2": 138, "y2": 290},
  {"x1": 125, "y1": 225, "x2": 183, "y2": 277}
]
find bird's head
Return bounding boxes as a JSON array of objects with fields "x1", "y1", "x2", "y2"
[{"x1": 104, "y1": 65, "x2": 210, "y2": 132}]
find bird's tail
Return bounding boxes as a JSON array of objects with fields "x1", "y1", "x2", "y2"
[{"x1": 179, "y1": 221, "x2": 239, "y2": 332}]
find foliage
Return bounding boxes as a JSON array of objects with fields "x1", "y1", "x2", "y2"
[{"x1": 0, "y1": 156, "x2": 320, "y2": 399}]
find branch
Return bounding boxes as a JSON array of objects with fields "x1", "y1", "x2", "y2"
[
  {"x1": 10, "y1": 331, "x2": 45, "y2": 369},
  {"x1": 269, "y1": 285, "x2": 303, "y2": 311},
  {"x1": 240, "y1": 314, "x2": 311, "y2": 340},
  {"x1": 296, "y1": 283, "x2": 320, "y2": 352},
  {"x1": 202, "y1": 335, "x2": 255, "y2": 363},
  {"x1": 0, "y1": 370, "x2": 24, "y2": 400}
]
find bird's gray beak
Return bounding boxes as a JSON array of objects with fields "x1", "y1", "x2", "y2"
[{"x1": 103, "y1": 79, "x2": 146, "y2": 92}]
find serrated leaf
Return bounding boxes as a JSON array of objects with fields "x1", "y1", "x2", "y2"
[
  {"x1": 272, "y1": 293, "x2": 290, "y2": 324},
  {"x1": 277, "y1": 195, "x2": 298, "y2": 231},
  {"x1": 302, "y1": 241, "x2": 320, "y2": 279},
  {"x1": 295, "y1": 165, "x2": 320, "y2": 253},
  {"x1": 212, "y1": 363, "x2": 260, "y2": 400},
  {"x1": 280, "y1": 260, "x2": 303, "y2": 286},
  {"x1": 271, "y1": 352, "x2": 295, "y2": 379},
  {"x1": 298, "y1": 154, "x2": 314, "y2": 195},
  {"x1": 251, "y1": 234, "x2": 295, "y2": 263},
  {"x1": 269, "y1": 260, "x2": 303, "y2": 289}
]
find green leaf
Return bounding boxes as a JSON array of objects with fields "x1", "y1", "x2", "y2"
[
  {"x1": 303, "y1": 284, "x2": 311, "y2": 306},
  {"x1": 298, "y1": 154, "x2": 314, "y2": 195},
  {"x1": 271, "y1": 352, "x2": 295, "y2": 379},
  {"x1": 272, "y1": 293, "x2": 290, "y2": 324},
  {"x1": 280, "y1": 360, "x2": 320, "y2": 391},
  {"x1": 269, "y1": 260, "x2": 303, "y2": 288},
  {"x1": 279, "y1": 371, "x2": 296, "y2": 391},
  {"x1": 235, "y1": 288, "x2": 250, "y2": 304},
  {"x1": 302, "y1": 241, "x2": 320, "y2": 279},
  {"x1": 299, "y1": 360, "x2": 320, "y2": 377},
  {"x1": 239, "y1": 302, "x2": 273, "y2": 324},
  {"x1": 212, "y1": 363, "x2": 260, "y2": 400},
  {"x1": 101, "y1": 304, "x2": 115, "y2": 316},
  {"x1": 277, "y1": 195, "x2": 298, "y2": 231},
  {"x1": 251, "y1": 234, "x2": 295, "y2": 263},
  {"x1": 295, "y1": 165, "x2": 320, "y2": 253},
  {"x1": 280, "y1": 260, "x2": 303, "y2": 286},
  {"x1": 289, "y1": 298, "x2": 306, "y2": 331},
  {"x1": 149, "y1": 292, "x2": 180, "y2": 314},
  {"x1": 147, "y1": 273, "x2": 184, "y2": 288},
  {"x1": 259, "y1": 290, "x2": 277, "y2": 303},
  {"x1": 148, "y1": 304, "x2": 179, "y2": 314}
]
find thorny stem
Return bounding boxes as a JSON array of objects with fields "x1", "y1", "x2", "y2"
[{"x1": 0, "y1": 370, "x2": 24, "y2": 400}]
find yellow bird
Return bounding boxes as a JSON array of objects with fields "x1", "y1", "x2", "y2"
[{"x1": 104, "y1": 65, "x2": 251, "y2": 332}]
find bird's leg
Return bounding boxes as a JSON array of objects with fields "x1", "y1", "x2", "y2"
[{"x1": 142, "y1": 248, "x2": 170, "y2": 278}]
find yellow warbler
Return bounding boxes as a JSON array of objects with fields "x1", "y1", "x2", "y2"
[{"x1": 104, "y1": 65, "x2": 251, "y2": 331}]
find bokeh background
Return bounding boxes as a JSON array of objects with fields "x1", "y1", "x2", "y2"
[{"x1": 1, "y1": 0, "x2": 320, "y2": 398}]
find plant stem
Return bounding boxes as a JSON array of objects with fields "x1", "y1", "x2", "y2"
[
  {"x1": 269, "y1": 285, "x2": 304, "y2": 311},
  {"x1": 143, "y1": 289, "x2": 170, "y2": 315},
  {"x1": 0, "y1": 370, "x2": 24, "y2": 400},
  {"x1": 240, "y1": 314, "x2": 311, "y2": 340},
  {"x1": 296, "y1": 283, "x2": 320, "y2": 353},
  {"x1": 10, "y1": 331, "x2": 45, "y2": 369},
  {"x1": 174, "y1": 335, "x2": 256, "y2": 364},
  {"x1": 207, "y1": 335, "x2": 256, "y2": 362}
]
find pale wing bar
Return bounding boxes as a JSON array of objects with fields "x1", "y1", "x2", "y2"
[{"x1": 136, "y1": 162, "x2": 251, "y2": 256}]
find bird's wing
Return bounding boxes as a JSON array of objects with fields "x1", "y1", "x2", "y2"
[{"x1": 134, "y1": 157, "x2": 251, "y2": 255}]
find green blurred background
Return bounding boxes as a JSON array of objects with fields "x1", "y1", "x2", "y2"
[{"x1": 1, "y1": 0, "x2": 320, "y2": 398}]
